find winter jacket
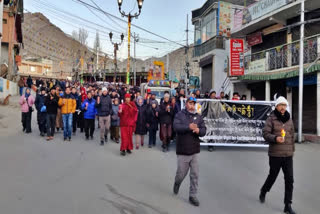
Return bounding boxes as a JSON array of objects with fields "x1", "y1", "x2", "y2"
[
  {"x1": 159, "y1": 101, "x2": 174, "y2": 125},
  {"x1": 35, "y1": 94, "x2": 46, "y2": 112},
  {"x1": 19, "y1": 95, "x2": 35, "y2": 113},
  {"x1": 58, "y1": 94, "x2": 76, "y2": 114},
  {"x1": 45, "y1": 93, "x2": 59, "y2": 115},
  {"x1": 263, "y1": 111, "x2": 295, "y2": 157},
  {"x1": 146, "y1": 106, "x2": 159, "y2": 131},
  {"x1": 18, "y1": 79, "x2": 25, "y2": 87},
  {"x1": 119, "y1": 101, "x2": 138, "y2": 127},
  {"x1": 173, "y1": 109, "x2": 207, "y2": 156},
  {"x1": 135, "y1": 103, "x2": 148, "y2": 135},
  {"x1": 82, "y1": 98, "x2": 97, "y2": 119},
  {"x1": 111, "y1": 104, "x2": 120, "y2": 127},
  {"x1": 95, "y1": 94, "x2": 113, "y2": 116},
  {"x1": 71, "y1": 92, "x2": 81, "y2": 110}
]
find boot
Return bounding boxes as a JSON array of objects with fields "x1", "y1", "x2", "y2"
[
  {"x1": 126, "y1": 149, "x2": 132, "y2": 154},
  {"x1": 173, "y1": 182, "x2": 181, "y2": 195},
  {"x1": 284, "y1": 204, "x2": 296, "y2": 214},
  {"x1": 189, "y1": 196, "x2": 200, "y2": 207},
  {"x1": 259, "y1": 191, "x2": 266, "y2": 203}
]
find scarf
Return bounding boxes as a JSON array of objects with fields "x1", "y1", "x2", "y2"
[
  {"x1": 25, "y1": 89, "x2": 31, "y2": 99},
  {"x1": 274, "y1": 109, "x2": 290, "y2": 124}
]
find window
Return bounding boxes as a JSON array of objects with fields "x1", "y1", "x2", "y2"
[
  {"x1": 30, "y1": 66, "x2": 36, "y2": 72},
  {"x1": 3, "y1": 19, "x2": 7, "y2": 24},
  {"x1": 194, "y1": 21, "x2": 201, "y2": 45},
  {"x1": 200, "y1": 10, "x2": 216, "y2": 43}
]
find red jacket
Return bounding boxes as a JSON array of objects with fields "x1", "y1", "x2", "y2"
[{"x1": 119, "y1": 101, "x2": 138, "y2": 127}]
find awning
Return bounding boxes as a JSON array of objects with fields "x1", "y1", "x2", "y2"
[{"x1": 238, "y1": 64, "x2": 320, "y2": 81}]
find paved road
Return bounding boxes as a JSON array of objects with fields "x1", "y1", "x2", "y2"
[{"x1": 0, "y1": 103, "x2": 319, "y2": 214}]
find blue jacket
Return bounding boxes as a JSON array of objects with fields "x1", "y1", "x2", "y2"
[
  {"x1": 82, "y1": 98, "x2": 97, "y2": 119},
  {"x1": 35, "y1": 94, "x2": 46, "y2": 112}
]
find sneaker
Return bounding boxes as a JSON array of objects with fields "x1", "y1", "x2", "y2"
[
  {"x1": 64, "y1": 138, "x2": 67, "y2": 141},
  {"x1": 148, "y1": 145, "x2": 152, "y2": 148},
  {"x1": 105, "y1": 135, "x2": 108, "y2": 143},
  {"x1": 46, "y1": 137, "x2": 51, "y2": 141},
  {"x1": 126, "y1": 150, "x2": 132, "y2": 154},
  {"x1": 50, "y1": 136, "x2": 54, "y2": 140},
  {"x1": 189, "y1": 196, "x2": 200, "y2": 207},
  {"x1": 90, "y1": 136, "x2": 94, "y2": 140},
  {"x1": 120, "y1": 150, "x2": 126, "y2": 156},
  {"x1": 141, "y1": 143, "x2": 144, "y2": 147},
  {"x1": 100, "y1": 140, "x2": 104, "y2": 146},
  {"x1": 284, "y1": 204, "x2": 296, "y2": 214},
  {"x1": 115, "y1": 140, "x2": 119, "y2": 144},
  {"x1": 173, "y1": 182, "x2": 180, "y2": 195},
  {"x1": 68, "y1": 137, "x2": 71, "y2": 141},
  {"x1": 85, "y1": 136, "x2": 89, "y2": 140},
  {"x1": 259, "y1": 191, "x2": 266, "y2": 203},
  {"x1": 136, "y1": 146, "x2": 139, "y2": 150}
]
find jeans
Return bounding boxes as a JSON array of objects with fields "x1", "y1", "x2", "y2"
[
  {"x1": 62, "y1": 113, "x2": 73, "y2": 138},
  {"x1": 19, "y1": 87, "x2": 24, "y2": 96},
  {"x1": 46, "y1": 114, "x2": 56, "y2": 137},
  {"x1": 261, "y1": 156, "x2": 294, "y2": 204},
  {"x1": 149, "y1": 129, "x2": 157, "y2": 146}
]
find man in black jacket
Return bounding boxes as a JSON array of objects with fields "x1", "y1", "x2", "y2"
[
  {"x1": 173, "y1": 97, "x2": 206, "y2": 207},
  {"x1": 159, "y1": 93, "x2": 174, "y2": 152},
  {"x1": 95, "y1": 87, "x2": 113, "y2": 145},
  {"x1": 35, "y1": 87, "x2": 47, "y2": 136},
  {"x1": 44, "y1": 87, "x2": 59, "y2": 141}
]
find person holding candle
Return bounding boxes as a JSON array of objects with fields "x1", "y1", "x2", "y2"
[{"x1": 260, "y1": 96, "x2": 296, "y2": 214}]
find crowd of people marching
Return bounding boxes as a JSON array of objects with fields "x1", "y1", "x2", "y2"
[
  {"x1": 18, "y1": 77, "x2": 297, "y2": 212},
  {"x1": 18, "y1": 77, "x2": 208, "y2": 154}
]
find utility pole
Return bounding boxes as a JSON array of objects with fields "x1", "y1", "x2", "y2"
[
  {"x1": 133, "y1": 33, "x2": 139, "y2": 86},
  {"x1": 185, "y1": 14, "x2": 189, "y2": 95},
  {"x1": 298, "y1": 0, "x2": 305, "y2": 143},
  {"x1": 114, "y1": 43, "x2": 118, "y2": 83}
]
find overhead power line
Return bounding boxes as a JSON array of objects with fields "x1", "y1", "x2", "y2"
[{"x1": 72, "y1": 0, "x2": 185, "y2": 47}]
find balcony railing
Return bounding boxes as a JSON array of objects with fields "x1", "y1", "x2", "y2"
[
  {"x1": 193, "y1": 36, "x2": 225, "y2": 57},
  {"x1": 244, "y1": 34, "x2": 319, "y2": 74}
]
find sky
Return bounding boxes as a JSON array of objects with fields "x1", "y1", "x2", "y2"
[{"x1": 24, "y1": 0, "x2": 207, "y2": 60}]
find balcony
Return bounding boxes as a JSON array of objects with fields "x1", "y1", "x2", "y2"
[
  {"x1": 243, "y1": 34, "x2": 319, "y2": 76},
  {"x1": 193, "y1": 36, "x2": 225, "y2": 58}
]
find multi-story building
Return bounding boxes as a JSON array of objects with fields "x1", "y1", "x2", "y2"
[
  {"x1": 230, "y1": 0, "x2": 320, "y2": 134},
  {"x1": 0, "y1": 0, "x2": 24, "y2": 80},
  {"x1": 191, "y1": 0, "x2": 255, "y2": 93}
]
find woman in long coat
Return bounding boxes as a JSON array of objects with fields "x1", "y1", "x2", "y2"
[
  {"x1": 119, "y1": 93, "x2": 138, "y2": 156},
  {"x1": 134, "y1": 96, "x2": 148, "y2": 149}
]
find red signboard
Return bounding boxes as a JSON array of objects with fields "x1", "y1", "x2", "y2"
[
  {"x1": 247, "y1": 32, "x2": 263, "y2": 47},
  {"x1": 230, "y1": 39, "x2": 244, "y2": 76}
]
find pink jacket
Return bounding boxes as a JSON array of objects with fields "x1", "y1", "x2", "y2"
[{"x1": 19, "y1": 95, "x2": 35, "y2": 113}]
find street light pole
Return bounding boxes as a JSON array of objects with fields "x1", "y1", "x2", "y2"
[
  {"x1": 109, "y1": 32, "x2": 124, "y2": 84},
  {"x1": 117, "y1": 0, "x2": 144, "y2": 85},
  {"x1": 133, "y1": 33, "x2": 139, "y2": 86}
]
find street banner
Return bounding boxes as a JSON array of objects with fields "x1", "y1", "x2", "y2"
[
  {"x1": 182, "y1": 100, "x2": 274, "y2": 147},
  {"x1": 230, "y1": 39, "x2": 244, "y2": 76}
]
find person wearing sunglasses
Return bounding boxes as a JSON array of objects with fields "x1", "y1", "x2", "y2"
[{"x1": 173, "y1": 96, "x2": 207, "y2": 207}]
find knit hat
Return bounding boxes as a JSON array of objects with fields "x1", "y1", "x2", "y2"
[
  {"x1": 164, "y1": 93, "x2": 170, "y2": 99},
  {"x1": 125, "y1": 93, "x2": 131, "y2": 99},
  {"x1": 102, "y1": 87, "x2": 108, "y2": 92},
  {"x1": 275, "y1": 96, "x2": 289, "y2": 107}
]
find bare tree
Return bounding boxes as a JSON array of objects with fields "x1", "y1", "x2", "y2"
[{"x1": 71, "y1": 28, "x2": 88, "y2": 46}]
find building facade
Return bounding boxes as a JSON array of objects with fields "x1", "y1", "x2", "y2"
[{"x1": 229, "y1": 0, "x2": 320, "y2": 134}]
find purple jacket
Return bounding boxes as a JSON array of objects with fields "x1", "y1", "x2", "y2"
[{"x1": 19, "y1": 95, "x2": 35, "y2": 113}]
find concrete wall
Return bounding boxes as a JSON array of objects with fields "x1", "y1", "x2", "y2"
[
  {"x1": 0, "y1": 77, "x2": 18, "y2": 99},
  {"x1": 213, "y1": 49, "x2": 228, "y2": 93}
]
